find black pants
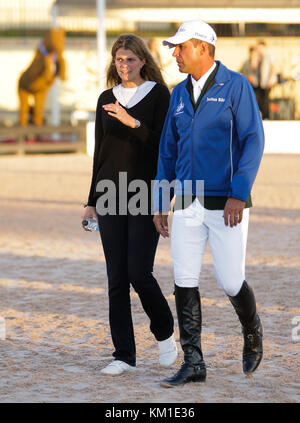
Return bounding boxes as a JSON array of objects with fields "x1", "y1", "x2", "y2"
[
  {"x1": 254, "y1": 87, "x2": 270, "y2": 119},
  {"x1": 97, "y1": 213, "x2": 174, "y2": 366}
]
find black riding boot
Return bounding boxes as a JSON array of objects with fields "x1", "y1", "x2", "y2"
[
  {"x1": 160, "y1": 285, "x2": 206, "y2": 388},
  {"x1": 228, "y1": 281, "x2": 263, "y2": 374}
]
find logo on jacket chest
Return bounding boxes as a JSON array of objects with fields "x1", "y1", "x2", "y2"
[
  {"x1": 175, "y1": 97, "x2": 185, "y2": 115},
  {"x1": 207, "y1": 97, "x2": 225, "y2": 103}
]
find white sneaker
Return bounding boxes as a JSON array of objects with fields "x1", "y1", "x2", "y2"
[
  {"x1": 158, "y1": 334, "x2": 178, "y2": 367},
  {"x1": 100, "y1": 360, "x2": 136, "y2": 376}
]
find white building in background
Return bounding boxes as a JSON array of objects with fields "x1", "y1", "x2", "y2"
[
  {"x1": 0, "y1": 0, "x2": 300, "y2": 151},
  {"x1": 1, "y1": 0, "x2": 300, "y2": 34},
  {"x1": 1, "y1": 1, "x2": 300, "y2": 122}
]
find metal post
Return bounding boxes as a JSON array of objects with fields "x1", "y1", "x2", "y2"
[
  {"x1": 239, "y1": 21, "x2": 246, "y2": 37},
  {"x1": 96, "y1": 0, "x2": 107, "y2": 95},
  {"x1": 50, "y1": 3, "x2": 60, "y2": 126}
]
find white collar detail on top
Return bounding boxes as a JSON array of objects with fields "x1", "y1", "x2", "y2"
[
  {"x1": 113, "y1": 81, "x2": 156, "y2": 108},
  {"x1": 191, "y1": 61, "x2": 216, "y2": 103}
]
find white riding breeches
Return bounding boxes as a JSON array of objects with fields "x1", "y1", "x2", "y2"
[{"x1": 171, "y1": 198, "x2": 249, "y2": 297}]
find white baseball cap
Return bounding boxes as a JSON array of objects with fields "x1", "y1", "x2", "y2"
[{"x1": 163, "y1": 20, "x2": 217, "y2": 47}]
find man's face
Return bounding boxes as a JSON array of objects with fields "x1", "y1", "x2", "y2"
[{"x1": 172, "y1": 40, "x2": 203, "y2": 74}]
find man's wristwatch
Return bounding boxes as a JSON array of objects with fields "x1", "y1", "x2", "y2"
[{"x1": 134, "y1": 119, "x2": 141, "y2": 128}]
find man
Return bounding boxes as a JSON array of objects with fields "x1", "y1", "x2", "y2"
[
  {"x1": 255, "y1": 40, "x2": 276, "y2": 119},
  {"x1": 240, "y1": 45, "x2": 260, "y2": 91},
  {"x1": 153, "y1": 20, "x2": 264, "y2": 388}
]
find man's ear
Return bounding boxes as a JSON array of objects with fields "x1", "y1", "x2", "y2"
[{"x1": 199, "y1": 42, "x2": 209, "y2": 56}]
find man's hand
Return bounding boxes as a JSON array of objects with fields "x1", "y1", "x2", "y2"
[
  {"x1": 223, "y1": 197, "x2": 246, "y2": 227},
  {"x1": 153, "y1": 212, "x2": 169, "y2": 238}
]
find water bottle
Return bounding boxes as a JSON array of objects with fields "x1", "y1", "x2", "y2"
[{"x1": 82, "y1": 217, "x2": 99, "y2": 232}]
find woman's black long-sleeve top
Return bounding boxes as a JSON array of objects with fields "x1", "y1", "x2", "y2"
[{"x1": 87, "y1": 83, "x2": 170, "y2": 209}]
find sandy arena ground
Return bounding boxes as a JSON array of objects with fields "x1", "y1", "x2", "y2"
[{"x1": 0, "y1": 152, "x2": 299, "y2": 403}]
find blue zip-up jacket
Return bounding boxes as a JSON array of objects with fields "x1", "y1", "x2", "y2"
[{"x1": 153, "y1": 61, "x2": 264, "y2": 211}]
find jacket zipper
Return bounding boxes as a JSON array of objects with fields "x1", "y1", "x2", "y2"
[{"x1": 230, "y1": 119, "x2": 233, "y2": 181}]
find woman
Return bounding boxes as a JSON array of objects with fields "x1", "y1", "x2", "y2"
[{"x1": 82, "y1": 34, "x2": 177, "y2": 376}]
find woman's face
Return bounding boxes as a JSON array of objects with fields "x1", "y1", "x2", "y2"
[{"x1": 114, "y1": 48, "x2": 145, "y2": 84}]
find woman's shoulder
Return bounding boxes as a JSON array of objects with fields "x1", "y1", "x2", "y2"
[
  {"x1": 154, "y1": 82, "x2": 170, "y2": 93},
  {"x1": 148, "y1": 82, "x2": 170, "y2": 99},
  {"x1": 97, "y1": 88, "x2": 114, "y2": 104}
]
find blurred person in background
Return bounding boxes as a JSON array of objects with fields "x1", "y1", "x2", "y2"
[
  {"x1": 148, "y1": 38, "x2": 164, "y2": 69},
  {"x1": 82, "y1": 34, "x2": 177, "y2": 376},
  {"x1": 148, "y1": 38, "x2": 174, "y2": 88},
  {"x1": 240, "y1": 45, "x2": 260, "y2": 92},
  {"x1": 256, "y1": 40, "x2": 276, "y2": 119},
  {"x1": 18, "y1": 27, "x2": 66, "y2": 126}
]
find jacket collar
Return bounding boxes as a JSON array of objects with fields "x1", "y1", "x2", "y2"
[
  {"x1": 185, "y1": 62, "x2": 219, "y2": 111},
  {"x1": 185, "y1": 61, "x2": 231, "y2": 86},
  {"x1": 214, "y1": 61, "x2": 232, "y2": 84}
]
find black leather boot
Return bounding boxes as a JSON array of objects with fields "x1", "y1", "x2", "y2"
[
  {"x1": 160, "y1": 286, "x2": 206, "y2": 388},
  {"x1": 228, "y1": 281, "x2": 263, "y2": 374}
]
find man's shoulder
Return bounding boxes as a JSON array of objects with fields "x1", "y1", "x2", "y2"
[
  {"x1": 230, "y1": 68, "x2": 248, "y2": 81},
  {"x1": 228, "y1": 69, "x2": 252, "y2": 95},
  {"x1": 170, "y1": 78, "x2": 189, "y2": 101},
  {"x1": 173, "y1": 77, "x2": 189, "y2": 91},
  {"x1": 217, "y1": 61, "x2": 248, "y2": 85},
  {"x1": 230, "y1": 69, "x2": 248, "y2": 82}
]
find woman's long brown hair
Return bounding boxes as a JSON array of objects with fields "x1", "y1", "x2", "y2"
[{"x1": 106, "y1": 34, "x2": 166, "y2": 88}]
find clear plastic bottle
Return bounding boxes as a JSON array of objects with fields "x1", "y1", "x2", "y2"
[{"x1": 82, "y1": 217, "x2": 99, "y2": 232}]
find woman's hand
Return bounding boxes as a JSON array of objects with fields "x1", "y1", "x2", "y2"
[
  {"x1": 102, "y1": 101, "x2": 136, "y2": 128},
  {"x1": 81, "y1": 206, "x2": 98, "y2": 231},
  {"x1": 153, "y1": 212, "x2": 169, "y2": 238}
]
